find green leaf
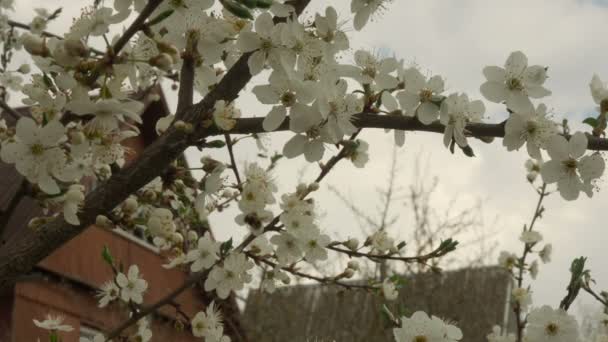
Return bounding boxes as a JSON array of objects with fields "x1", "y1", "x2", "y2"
[
  {"x1": 101, "y1": 245, "x2": 114, "y2": 266},
  {"x1": 203, "y1": 140, "x2": 227, "y2": 148},
  {"x1": 255, "y1": 0, "x2": 273, "y2": 8},
  {"x1": 220, "y1": 238, "x2": 234, "y2": 255},
  {"x1": 238, "y1": 0, "x2": 258, "y2": 8},
  {"x1": 583, "y1": 117, "x2": 598, "y2": 128},
  {"x1": 222, "y1": 0, "x2": 254, "y2": 19}
]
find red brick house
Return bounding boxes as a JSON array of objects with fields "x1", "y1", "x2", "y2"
[{"x1": 0, "y1": 88, "x2": 208, "y2": 342}]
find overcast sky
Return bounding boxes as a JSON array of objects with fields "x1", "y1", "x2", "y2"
[{"x1": 9, "y1": 0, "x2": 608, "y2": 317}]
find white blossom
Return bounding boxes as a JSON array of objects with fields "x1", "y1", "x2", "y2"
[
  {"x1": 187, "y1": 232, "x2": 220, "y2": 273},
  {"x1": 213, "y1": 100, "x2": 241, "y2": 131},
  {"x1": 116, "y1": 264, "x2": 148, "y2": 304},
  {"x1": 512, "y1": 287, "x2": 532, "y2": 311},
  {"x1": 540, "y1": 132, "x2": 605, "y2": 201},
  {"x1": 343, "y1": 50, "x2": 398, "y2": 89},
  {"x1": 97, "y1": 280, "x2": 120, "y2": 308},
  {"x1": 440, "y1": 93, "x2": 485, "y2": 148},
  {"x1": 33, "y1": 315, "x2": 74, "y2": 332},
  {"x1": 526, "y1": 305, "x2": 580, "y2": 342},
  {"x1": 382, "y1": 278, "x2": 398, "y2": 301},
  {"x1": 590, "y1": 74, "x2": 608, "y2": 105},
  {"x1": 349, "y1": 139, "x2": 370, "y2": 168},
  {"x1": 498, "y1": 251, "x2": 518, "y2": 270},
  {"x1": 487, "y1": 325, "x2": 516, "y2": 342},
  {"x1": 520, "y1": 230, "x2": 543, "y2": 244},
  {"x1": 237, "y1": 12, "x2": 287, "y2": 75},
  {"x1": 503, "y1": 103, "x2": 558, "y2": 159},
  {"x1": 191, "y1": 301, "x2": 227, "y2": 340},
  {"x1": 393, "y1": 311, "x2": 462, "y2": 342},
  {"x1": 204, "y1": 253, "x2": 253, "y2": 299},
  {"x1": 396, "y1": 68, "x2": 445, "y2": 124},
  {"x1": 0, "y1": 117, "x2": 66, "y2": 194},
  {"x1": 351, "y1": 0, "x2": 393, "y2": 31},
  {"x1": 480, "y1": 51, "x2": 551, "y2": 113},
  {"x1": 63, "y1": 184, "x2": 85, "y2": 225},
  {"x1": 539, "y1": 244, "x2": 553, "y2": 264},
  {"x1": 253, "y1": 69, "x2": 315, "y2": 132}
]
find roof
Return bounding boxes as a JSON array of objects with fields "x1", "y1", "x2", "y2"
[{"x1": 242, "y1": 266, "x2": 515, "y2": 342}]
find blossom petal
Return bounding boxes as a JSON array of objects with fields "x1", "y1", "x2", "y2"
[
  {"x1": 505, "y1": 51, "x2": 528, "y2": 76},
  {"x1": 579, "y1": 153, "x2": 605, "y2": 182},
  {"x1": 545, "y1": 135, "x2": 569, "y2": 161},
  {"x1": 568, "y1": 132, "x2": 588, "y2": 159},
  {"x1": 540, "y1": 159, "x2": 564, "y2": 184},
  {"x1": 382, "y1": 92, "x2": 399, "y2": 112},
  {"x1": 252, "y1": 84, "x2": 280, "y2": 104},
  {"x1": 247, "y1": 51, "x2": 266, "y2": 75},
  {"x1": 480, "y1": 81, "x2": 508, "y2": 103},
  {"x1": 506, "y1": 91, "x2": 534, "y2": 113},
  {"x1": 16, "y1": 117, "x2": 39, "y2": 145},
  {"x1": 417, "y1": 102, "x2": 439, "y2": 125},
  {"x1": 262, "y1": 106, "x2": 286, "y2": 132},
  {"x1": 283, "y1": 134, "x2": 307, "y2": 158},
  {"x1": 483, "y1": 66, "x2": 506, "y2": 82},
  {"x1": 304, "y1": 139, "x2": 324, "y2": 162},
  {"x1": 557, "y1": 175, "x2": 582, "y2": 201}
]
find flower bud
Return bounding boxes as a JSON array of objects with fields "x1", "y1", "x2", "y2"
[
  {"x1": 65, "y1": 185, "x2": 85, "y2": 203},
  {"x1": 96, "y1": 164, "x2": 112, "y2": 180},
  {"x1": 96, "y1": 215, "x2": 113, "y2": 228},
  {"x1": 123, "y1": 197, "x2": 138, "y2": 213},
  {"x1": 200, "y1": 156, "x2": 223, "y2": 173},
  {"x1": 347, "y1": 260, "x2": 359, "y2": 271},
  {"x1": 64, "y1": 39, "x2": 88, "y2": 57},
  {"x1": 344, "y1": 238, "x2": 359, "y2": 251},
  {"x1": 174, "y1": 120, "x2": 188, "y2": 132},
  {"x1": 28, "y1": 217, "x2": 47, "y2": 230},
  {"x1": 170, "y1": 232, "x2": 184, "y2": 245},
  {"x1": 343, "y1": 268, "x2": 355, "y2": 278},
  {"x1": 69, "y1": 131, "x2": 86, "y2": 145},
  {"x1": 22, "y1": 34, "x2": 48, "y2": 56},
  {"x1": 187, "y1": 230, "x2": 198, "y2": 243},
  {"x1": 149, "y1": 53, "x2": 174, "y2": 71},
  {"x1": 17, "y1": 64, "x2": 31, "y2": 74},
  {"x1": 308, "y1": 182, "x2": 320, "y2": 191}
]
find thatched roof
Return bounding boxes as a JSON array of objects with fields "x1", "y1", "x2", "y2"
[{"x1": 242, "y1": 266, "x2": 515, "y2": 342}]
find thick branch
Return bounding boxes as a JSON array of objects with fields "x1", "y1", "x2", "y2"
[
  {"x1": 207, "y1": 113, "x2": 608, "y2": 151},
  {"x1": 0, "y1": 100, "x2": 22, "y2": 120}
]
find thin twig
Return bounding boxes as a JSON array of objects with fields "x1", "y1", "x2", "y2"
[
  {"x1": 224, "y1": 134, "x2": 242, "y2": 188},
  {"x1": 514, "y1": 182, "x2": 547, "y2": 342}
]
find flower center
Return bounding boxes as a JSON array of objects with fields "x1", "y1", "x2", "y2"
[
  {"x1": 414, "y1": 336, "x2": 428, "y2": 342},
  {"x1": 281, "y1": 92, "x2": 297, "y2": 107},
  {"x1": 562, "y1": 158, "x2": 578, "y2": 172},
  {"x1": 526, "y1": 121, "x2": 537, "y2": 135},
  {"x1": 419, "y1": 89, "x2": 433, "y2": 102},
  {"x1": 261, "y1": 39, "x2": 273, "y2": 51},
  {"x1": 30, "y1": 143, "x2": 44, "y2": 156},
  {"x1": 545, "y1": 322, "x2": 559, "y2": 336},
  {"x1": 362, "y1": 66, "x2": 377, "y2": 79},
  {"x1": 507, "y1": 77, "x2": 524, "y2": 91}
]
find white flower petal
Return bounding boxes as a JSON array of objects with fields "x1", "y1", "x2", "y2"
[{"x1": 262, "y1": 106, "x2": 287, "y2": 132}]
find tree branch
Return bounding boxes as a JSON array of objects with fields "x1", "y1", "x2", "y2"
[
  {"x1": 0, "y1": 100, "x2": 22, "y2": 120},
  {"x1": 206, "y1": 113, "x2": 608, "y2": 151}
]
